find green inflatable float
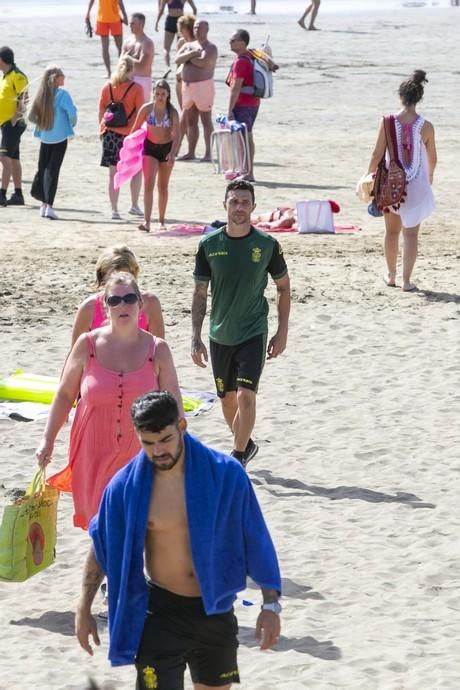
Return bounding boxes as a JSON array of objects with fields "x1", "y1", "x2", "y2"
[{"x1": 0, "y1": 370, "x2": 204, "y2": 414}]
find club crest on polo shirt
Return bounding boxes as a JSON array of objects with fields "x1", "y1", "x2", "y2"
[{"x1": 251, "y1": 247, "x2": 262, "y2": 263}]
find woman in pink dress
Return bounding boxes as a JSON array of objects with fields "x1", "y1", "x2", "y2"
[
  {"x1": 36, "y1": 271, "x2": 182, "y2": 529},
  {"x1": 71, "y1": 245, "x2": 164, "y2": 345},
  {"x1": 367, "y1": 70, "x2": 437, "y2": 291}
]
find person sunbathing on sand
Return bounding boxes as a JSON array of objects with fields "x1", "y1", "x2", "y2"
[{"x1": 252, "y1": 207, "x2": 296, "y2": 229}]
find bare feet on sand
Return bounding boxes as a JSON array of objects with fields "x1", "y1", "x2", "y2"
[
  {"x1": 177, "y1": 153, "x2": 197, "y2": 161},
  {"x1": 384, "y1": 272, "x2": 397, "y2": 287}
]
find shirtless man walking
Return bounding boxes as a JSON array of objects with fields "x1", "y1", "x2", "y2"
[
  {"x1": 76, "y1": 391, "x2": 281, "y2": 688},
  {"x1": 175, "y1": 19, "x2": 217, "y2": 161},
  {"x1": 122, "y1": 13, "x2": 154, "y2": 102}
]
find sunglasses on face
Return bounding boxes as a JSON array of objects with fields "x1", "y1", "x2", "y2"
[{"x1": 106, "y1": 293, "x2": 139, "y2": 307}]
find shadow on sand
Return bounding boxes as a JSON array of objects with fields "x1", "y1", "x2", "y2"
[
  {"x1": 250, "y1": 470, "x2": 436, "y2": 509},
  {"x1": 238, "y1": 625, "x2": 341, "y2": 659},
  {"x1": 417, "y1": 289, "x2": 460, "y2": 304}
]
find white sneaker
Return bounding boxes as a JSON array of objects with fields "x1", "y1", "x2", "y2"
[
  {"x1": 40, "y1": 205, "x2": 46, "y2": 217},
  {"x1": 45, "y1": 207, "x2": 59, "y2": 220},
  {"x1": 128, "y1": 206, "x2": 143, "y2": 217},
  {"x1": 112, "y1": 210, "x2": 121, "y2": 220}
]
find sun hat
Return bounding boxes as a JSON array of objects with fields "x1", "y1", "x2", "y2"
[{"x1": 356, "y1": 173, "x2": 374, "y2": 203}]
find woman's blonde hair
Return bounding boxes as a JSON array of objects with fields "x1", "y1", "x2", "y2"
[
  {"x1": 111, "y1": 55, "x2": 134, "y2": 86},
  {"x1": 28, "y1": 65, "x2": 63, "y2": 131},
  {"x1": 103, "y1": 271, "x2": 142, "y2": 304},
  {"x1": 95, "y1": 245, "x2": 140, "y2": 287},
  {"x1": 177, "y1": 14, "x2": 196, "y2": 38}
]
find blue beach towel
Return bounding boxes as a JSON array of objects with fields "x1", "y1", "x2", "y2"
[{"x1": 89, "y1": 432, "x2": 281, "y2": 666}]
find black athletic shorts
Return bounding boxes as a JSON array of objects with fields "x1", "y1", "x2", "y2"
[
  {"x1": 135, "y1": 582, "x2": 240, "y2": 689},
  {"x1": 165, "y1": 14, "x2": 179, "y2": 34},
  {"x1": 0, "y1": 119, "x2": 27, "y2": 159},
  {"x1": 210, "y1": 333, "x2": 267, "y2": 398},
  {"x1": 143, "y1": 138, "x2": 173, "y2": 162}
]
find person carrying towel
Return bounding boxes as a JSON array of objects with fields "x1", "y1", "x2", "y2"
[{"x1": 76, "y1": 391, "x2": 282, "y2": 688}]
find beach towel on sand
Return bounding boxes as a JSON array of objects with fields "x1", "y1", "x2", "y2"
[{"x1": 89, "y1": 432, "x2": 281, "y2": 666}]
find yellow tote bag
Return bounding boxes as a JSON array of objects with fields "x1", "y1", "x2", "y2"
[{"x1": 0, "y1": 469, "x2": 59, "y2": 582}]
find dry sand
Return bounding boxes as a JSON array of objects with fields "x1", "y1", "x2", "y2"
[{"x1": 0, "y1": 5, "x2": 459, "y2": 689}]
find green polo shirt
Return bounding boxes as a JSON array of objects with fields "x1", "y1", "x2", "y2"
[
  {"x1": 0, "y1": 65, "x2": 28, "y2": 126},
  {"x1": 193, "y1": 226, "x2": 288, "y2": 346}
]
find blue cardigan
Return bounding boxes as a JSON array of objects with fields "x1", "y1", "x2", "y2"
[
  {"x1": 89, "y1": 432, "x2": 281, "y2": 666},
  {"x1": 33, "y1": 87, "x2": 77, "y2": 143}
]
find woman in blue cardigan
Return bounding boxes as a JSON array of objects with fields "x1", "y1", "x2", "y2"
[{"x1": 28, "y1": 65, "x2": 77, "y2": 220}]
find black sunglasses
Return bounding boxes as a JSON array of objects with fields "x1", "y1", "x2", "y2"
[{"x1": 106, "y1": 293, "x2": 139, "y2": 307}]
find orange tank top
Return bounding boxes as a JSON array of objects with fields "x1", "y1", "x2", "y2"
[{"x1": 97, "y1": 0, "x2": 120, "y2": 23}]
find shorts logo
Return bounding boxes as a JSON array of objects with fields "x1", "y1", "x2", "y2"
[
  {"x1": 251, "y1": 247, "x2": 262, "y2": 263},
  {"x1": 142, "y1": 666, "x2": 158, "y2": 689},
  {"x1": 220, "y1": 669, "x2": 240, "y2": 679},
  {"x1": 216, "y1": 377, "x2": 225, "y2": 394},
  {"x1": 236, "y1": 376, "x2": 253, "y2": 386}
]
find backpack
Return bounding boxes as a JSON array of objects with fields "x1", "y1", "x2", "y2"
[
  {"x1": 239, "y1": 50, "x2": 275, "y2": 99},
  {"x1": 373, "y1": 116, "x2": 407, "y2": 213},
  {"x1": 104, "y1": 82, "x2": 136, "y2": 128}
]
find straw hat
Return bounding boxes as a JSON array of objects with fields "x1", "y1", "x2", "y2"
[{"x1": 356, "y1": 173, "x2": 374, "y2": 203}]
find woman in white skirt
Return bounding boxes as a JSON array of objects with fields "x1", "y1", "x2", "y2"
[{"x1": 367, "y1": 70, "x2": 437, "y2": 291}]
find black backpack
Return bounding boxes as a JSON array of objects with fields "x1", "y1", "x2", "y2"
[{"x1": 104, "y1": 82, "x2": 136, "y2": 128}]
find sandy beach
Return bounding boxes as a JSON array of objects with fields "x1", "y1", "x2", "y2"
[{"x1": 0, "y1": 3, "x2": 459, "y2": 689}]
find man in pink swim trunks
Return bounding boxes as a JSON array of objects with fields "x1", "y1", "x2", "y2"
[{"x1": 175, "y1": 19, "x2": 217, "y2": 161}]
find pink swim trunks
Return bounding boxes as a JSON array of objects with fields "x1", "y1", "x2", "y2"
[
  {"x1": 133, "y1": 75, "x2": 152, "y2": 103},
  {"x1": 182, "y1": 78, "x2": 215, "y2": 112}
]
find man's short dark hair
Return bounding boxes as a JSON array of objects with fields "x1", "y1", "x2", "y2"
[
  {"x1": 131, "y1": 12, "x2": 146, "y2": 23},
  {"x1": 0, "y1": 47, "x2": 14, "y2": 65},
  {"x1": 225, "y1": 179, "x2": 255, "y2": 203},
  {"x1": 235, "y1": 29, "x2": 250, "y2": 46},
  {"x1": 131, "y1": 391, "x2": 179, "y2": 433}
]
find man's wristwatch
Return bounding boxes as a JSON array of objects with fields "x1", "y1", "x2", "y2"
[{"x1": 261, "y1": 601, "x2": 282, "y2": 614}]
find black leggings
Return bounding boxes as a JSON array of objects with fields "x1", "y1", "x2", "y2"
[{"x1": 36, "y1": 140, "x2": 68, "y2": 205}]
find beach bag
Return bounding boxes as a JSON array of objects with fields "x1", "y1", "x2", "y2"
[
  {"x1": 0, "y1": 469, "x2": 59, "y2": 582},
  {"x1": 296, "y1": 200, "x2": 334, "y2": 233},
  {"x1": 373, "y1": 116, "x2": 407, "y2": 213},
  {"x1": 104, "y1": 82, "x2": 136, "y2": 128}
]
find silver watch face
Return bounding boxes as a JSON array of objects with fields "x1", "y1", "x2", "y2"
[{"x1": 262, "y1": 601, "x2": 282, "y2": 614}]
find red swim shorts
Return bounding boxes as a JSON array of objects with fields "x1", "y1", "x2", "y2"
[{"x1": 95, "y1": 20, "x2": 123, "y2": 37}]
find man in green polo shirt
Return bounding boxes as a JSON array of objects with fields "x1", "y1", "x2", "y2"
[
  {"x1": 0, "y1": 46, "x2": 28, "y2": 207},
  {"x1": 192, "y1": 180, "x2": 290, "y2": 466}
]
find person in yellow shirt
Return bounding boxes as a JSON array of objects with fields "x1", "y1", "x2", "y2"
[
  {"x1": 86, "y1": 0, "x2": 128, "y2": 78},
  {"x1": 0, "y1": 46, "x2": 28, "y2": 207}
]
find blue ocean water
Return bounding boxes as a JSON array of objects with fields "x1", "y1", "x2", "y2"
[{"x1": 0, "y1": 0, "x2": 451, "y2": 18}]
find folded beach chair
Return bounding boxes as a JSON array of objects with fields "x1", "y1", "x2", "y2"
[{"x1": 211, "y1": 115, "x2": 249, "y2": 178}]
